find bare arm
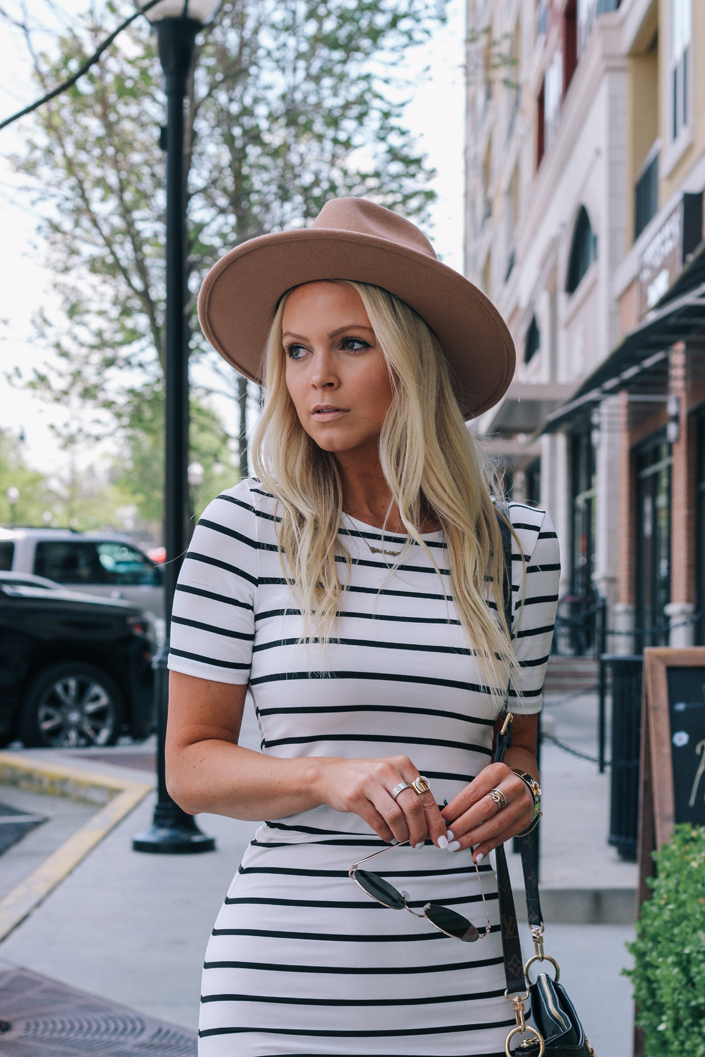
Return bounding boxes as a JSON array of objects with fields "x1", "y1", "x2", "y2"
[{"x1": 165, "y1": 671, "x2": 449, "y2": 848}]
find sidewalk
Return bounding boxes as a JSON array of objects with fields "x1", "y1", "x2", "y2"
[{"x1": 0, "y1": 691, "x2": 636, "y2": 1055}]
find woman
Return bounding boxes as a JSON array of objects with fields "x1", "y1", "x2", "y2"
[{"x1": 166, "y1": 197, "x2": 560, "y2": 1056}]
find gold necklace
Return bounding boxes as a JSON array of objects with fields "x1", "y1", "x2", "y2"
[{"x1": 345, "y1": 516, "x2": 401, "y2": 558}]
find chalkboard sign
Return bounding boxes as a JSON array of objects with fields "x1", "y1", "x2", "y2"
[
  {"x1": 638, "y1": 648, "x2": 705, "y2": 905},
  {"x1": 666, "y1": 668, "x2": 705, "y2": 825}
]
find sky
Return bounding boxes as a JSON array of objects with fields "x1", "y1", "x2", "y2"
[{"x1": 0, "y1": 0, "x2": 465, "y2": 477}]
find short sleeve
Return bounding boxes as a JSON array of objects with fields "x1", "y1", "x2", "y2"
[
  {"x1": 167, "y1": 480, "x2": 258, "y2": 685},
  {"x1": 508, "y1": 506, "x2": 560, "y2": 714}
]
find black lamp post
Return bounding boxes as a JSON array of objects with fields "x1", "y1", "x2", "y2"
[{"x1": 133, "y1": 0, "x2": 219, "y2": 854}]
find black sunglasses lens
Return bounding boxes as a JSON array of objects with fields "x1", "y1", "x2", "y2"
[
  {"x1": 424, "y1": 904, "x2": 479, "y2": 942},
  {"x1": 355, "y1": 870, "x2": 406, "y2": 909}
]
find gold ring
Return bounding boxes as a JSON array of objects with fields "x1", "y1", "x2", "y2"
[
  {"x1": 505, "y1": 1025, "x2": 544, "y2": 1057},
  {"x1": 411, "y1": 776, "x2": 430, "y2": 795}
]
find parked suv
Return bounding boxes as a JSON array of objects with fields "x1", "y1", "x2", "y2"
[
  {"x1": 0, "y1": 572, "x2": 156, "y2": 748},
  {"x1": 0, "y1": 528, "x2": 163, "y2": 619}
]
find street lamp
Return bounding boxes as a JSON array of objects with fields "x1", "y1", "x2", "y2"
[
  {"x1": 133, "y1": 0, "x2": 219, "y2": 855},
  {"x1": 6, "y1": 487, "x2": 19, "y2": 527}
]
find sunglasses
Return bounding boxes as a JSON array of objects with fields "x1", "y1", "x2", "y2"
[{"x1": 348, "y1": 841, "x2": 492, "y2": 942}]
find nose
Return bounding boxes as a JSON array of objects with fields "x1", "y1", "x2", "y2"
[{"x1": 310, "y1": 350, "x2": 339, "y2": 390}]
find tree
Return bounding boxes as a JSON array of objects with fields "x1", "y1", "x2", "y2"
[
  {"x1": 8, "y1": 0, "x2": 443, "y2": 522},
  {"x1": 0, "y1": 430, "x2": 50, "y2": 528}
]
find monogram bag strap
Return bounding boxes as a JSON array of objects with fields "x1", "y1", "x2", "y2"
[{"x1": 493, "y1": 717, "x2": 527, "y2": 996}]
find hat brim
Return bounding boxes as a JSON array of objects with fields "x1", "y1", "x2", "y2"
[{"x1": 198, "y1": 228, "x2": 515, "y2": 418}]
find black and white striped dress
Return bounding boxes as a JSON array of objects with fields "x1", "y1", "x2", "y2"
[{"x1": 168, "y1": 478, "x2": 560, "y2": 1056}]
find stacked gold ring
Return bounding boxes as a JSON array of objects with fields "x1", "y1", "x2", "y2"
[{"x1": 411, "y1": 776, "x2": 431, "y2": 795}]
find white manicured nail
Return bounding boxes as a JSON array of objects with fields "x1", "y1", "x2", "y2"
[
  {"x1": 446, "y1": 830, "x2": 454, "y2": 841},
  {"x1": 448, "y1": 840, "x2": 461, "y2": 852},
  {"x1": 390, "y1": 838, "x2": 399, "y2": 845},
  {"x1": 475, "y1": 852, "x2": 484, "y2": 863},
  {"x1": 414, "y1": 841, "x2": 425, "y2": 850},
  {"x1": 437, "y1": 835, "x2": 448, "y2": 849}
]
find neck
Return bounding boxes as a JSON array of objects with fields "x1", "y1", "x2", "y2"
[{"x1": 333, "y1": 443, "x2": 440, "y2": 534}]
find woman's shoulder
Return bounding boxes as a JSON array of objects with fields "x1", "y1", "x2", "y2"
[
  {"x1": 505, "y1": 501, "x2": 559, "y2": 566},
  {"x1": 197, "y1": 477, "x2": 281, "y2": 541}
]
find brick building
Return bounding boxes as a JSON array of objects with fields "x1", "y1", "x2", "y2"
[{"x1": 465, "y1": 0, "x2": 705, "y2": 652}]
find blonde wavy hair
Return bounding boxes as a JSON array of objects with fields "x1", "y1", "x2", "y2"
[{"x1": 251, "y1": 280, "x2": 519, "y2": 698}]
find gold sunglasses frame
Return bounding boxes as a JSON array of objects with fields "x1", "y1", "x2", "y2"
[{"x1": 348, "y1": 840, "x2": 492, "y2": 942}]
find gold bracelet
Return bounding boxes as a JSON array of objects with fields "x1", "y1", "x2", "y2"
[{"x1": 515, "y1": 810, "x2": 542, "y2": 838}]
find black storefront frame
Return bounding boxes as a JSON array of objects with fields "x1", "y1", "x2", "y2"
[
  {"x1": 553, "y1": 430, "x2": 598, "y2": 655},
  {"x1": 695, "y1": 408, "x2": 705, "y2": 645},
  {"x1": 634, "y1": 430, "x2": 672, "y2": 651}
]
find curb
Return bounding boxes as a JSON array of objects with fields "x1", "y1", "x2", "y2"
[{"x1": 0, "y1": 752, "x2": 152, "y2": 943}]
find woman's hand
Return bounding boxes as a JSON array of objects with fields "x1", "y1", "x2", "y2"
[
  {"x1": 441, "y1": 763, "x2": 534, "y2": 862},
  {"x1": 313, "y1": 755, "x2": 449, "y2": 849}
]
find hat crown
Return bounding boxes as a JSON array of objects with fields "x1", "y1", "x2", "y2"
[{"x1": 311, "y1": 197, "x2": 436, "y2": 260}]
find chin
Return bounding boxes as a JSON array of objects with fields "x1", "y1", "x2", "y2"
[{"x1": 307, "y1": 428, "x2": 365, "y2": 454}]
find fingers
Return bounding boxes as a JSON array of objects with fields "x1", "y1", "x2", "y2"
[
  {"x1": 444, "y1": 773, "x2": 534, "y2": 861},
  {"x1": 356, "y1": 801, "x2": 396, "y2": 845},
  {"x1": 441, "y1": 762, "x2": 509, "y2": 826},
  {"x1": 419, "y1": 788, "x2": 449, "y2": 848},
  {"x1": 318, "y1": 755, "x2": 449, "y2": 847}
]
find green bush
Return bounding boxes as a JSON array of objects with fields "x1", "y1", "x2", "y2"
[{"x1": 624, "y1": 825, "x2": 705, "y2": 1056}]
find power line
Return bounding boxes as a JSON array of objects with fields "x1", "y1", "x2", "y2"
[{"x1": 0, "y1": 0, "x2": 161, "y2": 132}]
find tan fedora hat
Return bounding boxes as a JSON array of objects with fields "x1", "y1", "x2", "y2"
[{"x1": 198, "y1": 197, "x2": 515, "y2": 418}]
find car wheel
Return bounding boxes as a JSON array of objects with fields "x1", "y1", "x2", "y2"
[{"x1": 19, "y1": 662, "x2": 124, "y2": 749}]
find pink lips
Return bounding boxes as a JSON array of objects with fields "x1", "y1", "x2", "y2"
[{"x1": 311, "y1": 406, "x2": 349, "y2": 421}]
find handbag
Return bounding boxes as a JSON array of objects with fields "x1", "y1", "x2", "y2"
[
  {"x1": 493, "y1": 717, "x2": 596, "y2": 1057},
  {"x1": 495, "y1": 517, "x2": 595, "y2": 1056}
]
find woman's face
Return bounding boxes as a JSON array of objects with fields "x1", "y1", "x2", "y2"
[{"x1": 282, "y1": 281, "x2": 394, "y2": 458}]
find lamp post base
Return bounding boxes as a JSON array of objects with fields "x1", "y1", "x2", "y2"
[
  {"x1": 132, "y1": 642, "x2": 216, "y2": 855},
  {"x1": 133, "y1": 803, "x2": 215, "y2": 854}
]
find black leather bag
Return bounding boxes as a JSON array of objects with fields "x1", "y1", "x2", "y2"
[{"x1": 495, "y1": 518, "x2": 595, "y2": 1056}]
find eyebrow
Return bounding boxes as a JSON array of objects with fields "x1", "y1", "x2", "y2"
[{"x1": 282, "y1": 323, "x2": 376, "y2": 341}]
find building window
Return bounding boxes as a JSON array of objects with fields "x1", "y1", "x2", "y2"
[
  {"x1": 671, "y1": 0, "x2": 691, "y2": 139},
  {"x1": 635, "y1": 436, "x2": 672, "y2": 650},
  {"x1": 537, "y1": 83, "x2": 545, "y2": 167},
  {"x1": 525, "y1": 460, "x2": 541, "y2": 506},
  {"x1": 563, "y1": 0, "x2": 578, "y2": 94},
  {"x1": 544, "y1": 49, "x2": 563, "y2": 152},
  {"x1": 525, "y1": 316, "x2": 541, "y2": 364},
  {"x1": 566, "y1": 206, "x2": 597, "y2": 294},
  {"x1": 634, "y1": 146, "x2": 659, "y2": 240}
]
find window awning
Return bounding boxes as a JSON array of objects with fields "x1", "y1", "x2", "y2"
[
  {"x1": 481, "y1": 382, "x2": 575, "y2": 435},
  {"x1": 542, "y1": 243, "x2": 705, "y2": 434}
]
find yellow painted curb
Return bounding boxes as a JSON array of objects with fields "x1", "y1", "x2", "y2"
[{"x1": 0, "y1": 753, "x2": 152, "y2": 943}]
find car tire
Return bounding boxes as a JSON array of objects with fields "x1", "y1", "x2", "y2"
[{"x1": 19, "y1": 662, "x2": 125, "y2": 749}]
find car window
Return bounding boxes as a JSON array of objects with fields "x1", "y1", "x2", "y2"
[
  {"x1": 96, "y1": 542, "x2": 157, "y2": 586},
  {"x1": 34, "y1": 541, "x2": 104, "y2": 584},
  {"x1": 0, "y1": 541, "x2": 14, "y2": 572}
]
